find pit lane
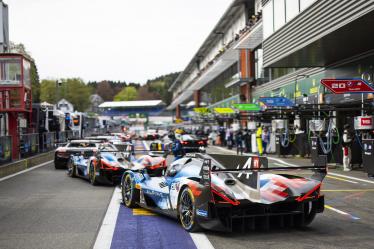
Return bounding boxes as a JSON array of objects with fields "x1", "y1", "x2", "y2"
[{"x1": 1, "y1": 142, "x2": 374, "y2": 249}]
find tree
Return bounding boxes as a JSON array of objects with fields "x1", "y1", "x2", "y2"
[
  {"x1": 114, "y1": 86, "x2": 138, "y2": 101},
  {"x1": 96, "y1": 81, "x2": 115, "y2": 101},
  {"x1": 40, "y1": 78, "x2": 93, "y2": 111}
]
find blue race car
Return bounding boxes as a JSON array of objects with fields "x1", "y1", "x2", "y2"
[
  {"x1": 121, "y1": 153, "x2": 327, "y2": 232},
  {"x1": 67, "y1": 143, "x2": 131, "y2": 185}
]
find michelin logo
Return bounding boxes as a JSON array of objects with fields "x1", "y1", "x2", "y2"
[{"x1": 196, "y1": 209, "x2": 208, "y2": 217}]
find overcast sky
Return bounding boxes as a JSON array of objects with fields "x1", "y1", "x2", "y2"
[{"x1": 6, "y1": 0, "x2": 232, "y2": 83}]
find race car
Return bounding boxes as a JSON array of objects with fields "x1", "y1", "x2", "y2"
[
  {"x1": 179, "y1": 134, "x2": 207, "y2": 152},
  {"x1": 143, "y1": 129, "x2": 160, "y2": 140},
  {"x1": 121, "y1": 153, "x2": 327, "y2": 232},
  {"x1": 67, "y1": 143, "x2": 131, "y2": 185},
  {"x1": 54, "y1": 140, "x2": 101, "y2": 169}
]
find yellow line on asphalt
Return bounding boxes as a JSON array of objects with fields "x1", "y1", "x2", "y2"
[
  {"x1": 326, "y1": 175, "x2": 358, "y2": 184},
  {"x1": 322, "y1": 189, "x2": 374, "y2": 192},
  {"x1": 133, "y1": 208, "x2": 157, "y2": 216}
]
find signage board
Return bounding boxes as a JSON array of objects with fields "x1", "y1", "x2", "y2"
[
  {"x1": 258, "y1": 97, "x2": 295, "y2": 107},
  {"x1": 321, "y1": 79, "x2": 374, "y2": 94},
  {"x1": 233, "y1": 103, "x2": 261, "y2": 112},
  {"x1": 194, "y1": 108, "x2": 210, "y2": 114},
  {"x1": 214, "y1": 108, "x2": 235, "y2": 114}
]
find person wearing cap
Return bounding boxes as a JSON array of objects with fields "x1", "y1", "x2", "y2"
[{"x1": 342, "y1": 124, "x2": 353, "y2": 171}]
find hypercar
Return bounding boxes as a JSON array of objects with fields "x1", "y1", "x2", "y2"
[
  {"x1": 67, "y1": 143, "x2": 131, "y2": 185},
  {"x1": 54, "y1": 140, "x2": 100, "y2": 169},
  {"x1": 179, "y1": 134, "x2": 207, "y2": 152},
  {"x1": 121, "y1": 153, "x2": 327, "y2": 232}
]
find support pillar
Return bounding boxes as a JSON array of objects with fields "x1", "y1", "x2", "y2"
[
  {"x1": 194, "y1": 90, "x2": 201, "y2": 108},
  {"x1": 176, "y1": 105, "x2": 181, "y2": 120},
  {"x1": 8, "y1": 112, "x2": 19, "y2": 160}
]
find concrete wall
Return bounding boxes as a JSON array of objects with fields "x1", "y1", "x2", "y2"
[{"x1": 0, "y1": 151, "x2": 54, "y2": 178}]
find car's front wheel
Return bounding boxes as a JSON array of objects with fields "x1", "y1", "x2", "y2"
[
  {"x1": 67, "y1": 160, "x2": 76, "y2": 177},
  {"x1": 122, "y1": 174, "x2": 138, "y2": 208},
  {"x1": 178, "y1": 187, "x2": 201, "y2": 232},
  {"x1": 89, "y1": 163, "x2": 99, "y2": 186}
]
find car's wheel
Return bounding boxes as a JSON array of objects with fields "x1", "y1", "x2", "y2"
[
  {"x1": 89, "y1": 163, "x2": 99, "y2": 186},
  {"x1": 122, "y1": 174, "x2": 138, "y2": 208},
  {"x1": 67, "y1": 160, "x2": 76, "y2": 177},
  {"x1": 178, "y1": 187, "x2": 201, "y2": 232},
  {"x1": 302, "y1": 201, "x2": 317, "y2": 226},
  {"x1": 54, "y1": 160, "x2": 65, "y2": 169}
]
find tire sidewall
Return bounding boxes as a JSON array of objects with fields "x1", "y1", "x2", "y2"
[{"x1": 178, "y1": 187, "x2": 199, "y2": 232}]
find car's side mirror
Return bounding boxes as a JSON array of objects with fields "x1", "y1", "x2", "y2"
[{"x1": 167, "y1": 168, "x2": 178, "y2": 177}]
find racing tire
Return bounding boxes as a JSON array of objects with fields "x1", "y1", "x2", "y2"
[
  {"x1": 122, "y1": 174, "x2": 138, "y2": 208},
  {"x1": 54, "y1": 161, "x2": 65, "y2": 170},
  {"x1": 67, "y1": 160, "x2": 76, "y2": 178},
  {"x1": 89, "y1": 163, "x2": 99, "y2": 186},
  {"x1": 178, "y1": 187, "x2": 201, "y2": 232},
  {"x1": 301, "y1": 201, "x2": 317, "y2": 227}
]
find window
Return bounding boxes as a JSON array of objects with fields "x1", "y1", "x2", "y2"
[
  {"x1": 273, "y1": 0, "x2": 286, "y2": 31},
  {"x1": 255, "y1": 49, "x2": 264, "y2": 80},
  {"x1": 23, "y1": 60, "x2": 31, "y2": 88},
  {"x1": 263, "y1": 0, "x2": 274, "y2": 38},
  {"x1": 286, "y1": 0, "x2": 299, "y2": 22},
  {"x1": 0, "y1": 58, "x2": 22, "y2": 85},
  {"x1": 300, "y1": 0, "x2": 316, "y2": 11}
]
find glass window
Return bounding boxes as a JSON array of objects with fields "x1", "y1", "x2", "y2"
[
  {"x1": 255, "y1": 49, "x2": 264, "y2": 80},
  {"x1": 286, "y1": 0, "x2": 299, "y2": 22},
  {"x1": 274, "y1": 0, "x2": 286, "y2": 31},
  {"x1": 23, "y1": 60, "x2": 31, "y2": 88},
  {"x1": 263, "y1": 1, "x2": 274, "y2": 38},
  {"x1": 0, "y1": 58, "x2": 22, "y2": 85},
  {"x1": 300, "y1": 0, "x2": 316, "y2": 11}
]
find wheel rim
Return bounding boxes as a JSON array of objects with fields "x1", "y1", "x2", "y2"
[
  {"x1": 179, "y1": 190, "x2": 194, "y2": 229},
  {"x1": 123, "y1": 175, "x2": 132, "y2": 205}
]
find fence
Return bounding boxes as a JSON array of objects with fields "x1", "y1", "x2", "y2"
[{"x1": 0, "y1": 136, "x2": 12, "y2": 165}]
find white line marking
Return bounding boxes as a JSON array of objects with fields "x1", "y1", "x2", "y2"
[
  {"x1": 324, "y1": 205, "x2": 360, "y2": 220},
  {"x1": 326, "y1": 175, "x2": 358, "y2": 184},
  {"x1": 190, "y1": 232, "x2": 215, "y2": 249},
  {"x1": 328, "y1": 172, "x2": 374, "y2": 185},
  {"x1": 93, "y1": 187, "x2": 121, "y2": 249},
  {"x1": 0, "y1": 160, "x2": 53, "y2": 182}
]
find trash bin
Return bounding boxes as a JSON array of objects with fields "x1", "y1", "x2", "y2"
[{"x1": 363, "y1": 139, "x2": 374, "y2": 175}]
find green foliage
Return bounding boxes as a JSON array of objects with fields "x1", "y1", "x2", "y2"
[
  {"x1": 40, "y1": 78, "x2": 93, "y2": 111},
  {"x1": 114, "y1": 86, "x2": 138, "y2": 101}
]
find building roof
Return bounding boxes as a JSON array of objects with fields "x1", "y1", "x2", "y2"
[{"x1": 99, "y1": 100, "x2": 165, "y2": 108}]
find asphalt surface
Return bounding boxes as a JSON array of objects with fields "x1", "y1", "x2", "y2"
[
  {"x1": 0, "y1": 162, "x2": 114, "y2": 249},
  {"x1": 1, "y1": 143, "x2": 374, "y2": 249}
]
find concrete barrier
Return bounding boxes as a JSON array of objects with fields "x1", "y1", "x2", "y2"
[{"x1": 0, "y1": 151, "x2": 54, "y2": 178}]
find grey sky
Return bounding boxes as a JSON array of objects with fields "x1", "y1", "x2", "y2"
[{"x1": 6, "y1": 0, "x2": 232, "y2": 83}]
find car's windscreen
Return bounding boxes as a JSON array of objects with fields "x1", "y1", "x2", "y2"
[
  {"x1": 182, "y1": 135, "x2": 197, "y2": 140},
  {"x1": 68, "y1": 143, "x2": 97, "y2": 148}
]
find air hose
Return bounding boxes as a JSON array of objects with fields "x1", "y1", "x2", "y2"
[
  {"x1": 319, "y1": 119, "x2": 334, "y2": 154},
  {"x1": 332, "y1": 128, "x2": 340, "y2": 145},
  {"x1": 280, "y1": 128, "x2": 290, "y2": 148}
]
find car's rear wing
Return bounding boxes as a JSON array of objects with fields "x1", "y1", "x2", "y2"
[{"x1": 196, "y1": 154, "x2": 327, "y2": 206}]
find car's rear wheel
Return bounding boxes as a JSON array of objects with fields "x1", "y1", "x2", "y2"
[
  {"x1": 67, "y1": 160, "x2": 76, "y2": 177},
  {"x1": 178, "y1": 187, "x2": 201, "y2": 232},
  {"x1": 89, "y1": 163, "x2": 99, "y2": 186},
  {"x1": 122, "y1": 174, "x2": 138, "y2": 208},
  {"x1": 54, "y1": 160, "x2": 65, "y2": 169},
  {"x1": 302, "y1": 201, "x2": 317, "y2": 226}
]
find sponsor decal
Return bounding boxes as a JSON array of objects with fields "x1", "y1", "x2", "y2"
[
  {"x1": 361, "y1": 118, "x2": 372, "y2": 126},
  {"x1": 196, "y1": 209, "x2": 208, "y2": 217}
]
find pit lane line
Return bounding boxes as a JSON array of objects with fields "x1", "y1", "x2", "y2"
[{"x1": 0, "y1": 160, "x2": 53, "y2": 182}]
